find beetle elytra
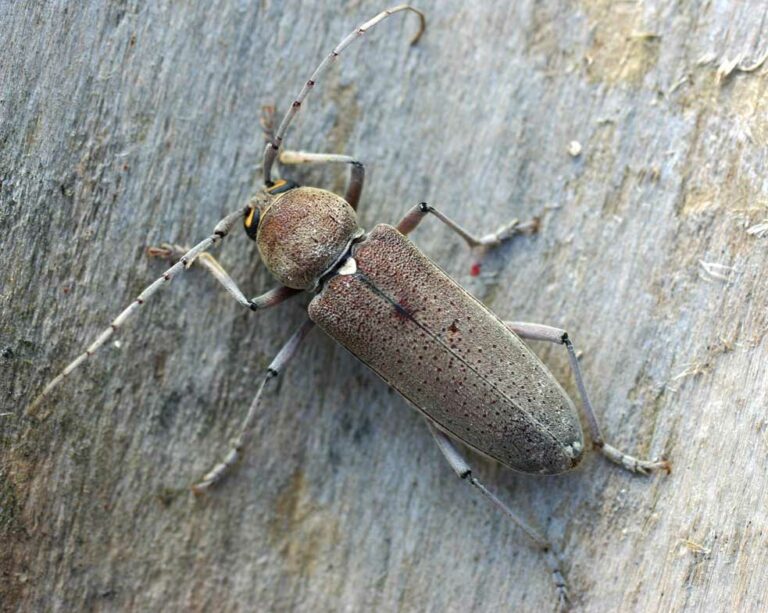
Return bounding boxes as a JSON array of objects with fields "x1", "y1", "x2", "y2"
[{"x1": 28, "y1": 5, "x2": 670, "y2": 606}]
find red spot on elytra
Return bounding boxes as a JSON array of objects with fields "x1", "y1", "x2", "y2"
[{"x1": 470, "y1": 262, "x2": 481, "y2": 277}]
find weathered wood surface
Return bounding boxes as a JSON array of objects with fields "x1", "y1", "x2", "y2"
[{"x1": 2, "y1": 1, "x2": 768, "y2": 611}]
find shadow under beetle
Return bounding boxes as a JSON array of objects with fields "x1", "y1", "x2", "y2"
[{"x1": 29, "y1": 5, "x2": 670, "y2": 606}]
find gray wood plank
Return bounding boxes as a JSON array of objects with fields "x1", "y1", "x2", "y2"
[{"x1": 3, "y1": 2, "x2": 768, "y2": 611}]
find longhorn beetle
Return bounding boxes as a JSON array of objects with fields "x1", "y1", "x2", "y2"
[{"x1": 28, "y1": 4, "x2": 670, "y2": 606}]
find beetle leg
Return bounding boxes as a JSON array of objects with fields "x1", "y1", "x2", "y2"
[
  {"x1": 147, "y1": 243, "x2": 301, "y2": 310},
  {"x1": 396, "y1": 203, "x2": 539, "y2": 276},
  {"x1": 426, "y1": 421, "x2": 569, "y2": 608},
  {"x1": 505, "y1": 321, "x2": 671, "y2": 475},
  {"x1": 397, "y1": 202, "x2": 538, "y2": 247},
  {"x1": 192, "y1": 319, "x2": 315, "y2": 493},
  {"x1": 278, "y1": 150, "x2": 365, "y2": 210}
]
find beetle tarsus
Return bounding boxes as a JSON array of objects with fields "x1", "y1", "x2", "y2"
[
  {"x1": 600, "y1": 443, "x2": 671, "y2": 475},
  {"x1": 545, "y1": 547, "x2": 570, "y2": 610},
  {"x1": 192, "y1": 447, "x2": 241, "y2": 494}
]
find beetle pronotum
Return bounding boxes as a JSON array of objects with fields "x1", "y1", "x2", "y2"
[{"x1": 28, "y1": 5, "x2": 670, "y2": 605}]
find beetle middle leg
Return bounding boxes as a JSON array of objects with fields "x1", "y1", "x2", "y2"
[
  {"x1": 426, "y1": 422, "x2": 569, "y2": 608},
  {"x1": 193, "y1": 318, "x2": 315, "y2": 493},
  {"x1": 506, "y1": 321, "x2": 671, "y2": 475},
  {"x1": 397, "y1": 202, "x2": 539, "y2": 275}
]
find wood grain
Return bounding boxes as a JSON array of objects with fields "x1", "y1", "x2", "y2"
[{"x1": 2, "y1": 1, "x2": 768, "y2": 611}]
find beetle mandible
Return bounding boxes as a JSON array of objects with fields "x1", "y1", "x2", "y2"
[{"x1": 28, "y1": 4, "x2": 670, "y2": 605}]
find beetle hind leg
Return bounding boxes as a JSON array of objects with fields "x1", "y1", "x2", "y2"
[
  {"x1": 427, "y1": 422, "x2": 569, "y2": 608},
  {"x1": 505, "y1": 321, "x2": 671, "y2": 475}
]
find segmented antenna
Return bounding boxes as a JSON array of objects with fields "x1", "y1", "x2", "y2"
[
  {"x1": 262, "y1": 4, "x2": 425, "y2": 185},
  {"x1": 26, "y1": 208, "x2": 246, "y2": 418}
]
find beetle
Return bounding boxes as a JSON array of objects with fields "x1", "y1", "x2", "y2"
[{"x1": 27, "y1": 4, "x2": 670, "y2": 606}]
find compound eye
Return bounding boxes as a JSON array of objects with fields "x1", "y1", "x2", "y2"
[
  {"x1": 244, "y1": 206, "x2": 260, "y2": 240},
  {"x1": 266, "y1": 178, "x2": 300, "y2": 194}
]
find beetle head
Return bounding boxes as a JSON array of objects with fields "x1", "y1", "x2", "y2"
[{"x1": 248, "y1": 186, "x2": 362, "y2": 290}]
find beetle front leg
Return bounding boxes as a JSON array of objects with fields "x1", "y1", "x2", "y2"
[
  {"x1": 147, "y1": 244, "x2": 301, "y2": 310},
  {"x1": 192, "y1": 318, "x2": 315, "y2": 493},
  {"x1": 396, "y1": 203, "x2": 539, "y2": 276},
  {"x1": 505, "y1": 321, "x2": 671, "y2": 475},
  {"x1": 260, "y1": 105, "x2": 365, "y2": 209},
  {"x1": 278, "y1": 150, "x2": 365, "y2": 210},
  {"x1": 426, "y1": 421, "x2": 569, "y2": 608}
]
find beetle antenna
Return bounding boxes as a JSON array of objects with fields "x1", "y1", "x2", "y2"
[
  {"x1": 26, "y1": 207, "x2": 247, "y2": 418},
  {"x1": 262, "y1": 4, "x2": 425, "y2": 185}
]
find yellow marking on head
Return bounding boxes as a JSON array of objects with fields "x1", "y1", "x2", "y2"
[
  {"x1": 244, "y1": 206, "x2": 257, "y2": 229},
  {"x1": 267, "y1": 179, "x2": 287, "y2": 193}
]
